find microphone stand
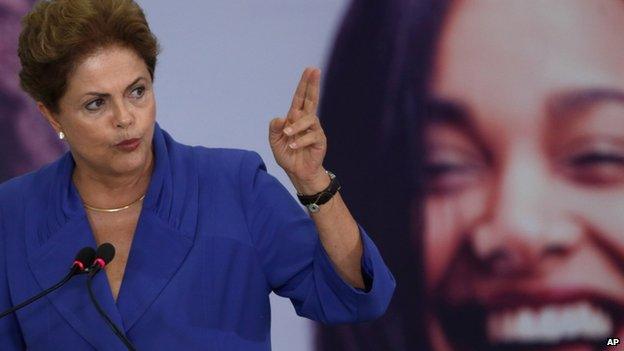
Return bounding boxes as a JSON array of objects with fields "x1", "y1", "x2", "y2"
[
  {"x1": 0, "y1": 247, "x2": 95, "y2": 319},
  {"x1": 0, "y1": 267, "x2": 78, "y2": 319}
]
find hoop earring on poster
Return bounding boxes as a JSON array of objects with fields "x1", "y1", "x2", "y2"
[{"x1": 58, "y1": 131, "x2": 65, "y2": 140}]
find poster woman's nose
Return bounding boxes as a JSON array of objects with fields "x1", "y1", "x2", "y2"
[{"x1": 470, "y1": 155, "x2": 583, "y2": 275}]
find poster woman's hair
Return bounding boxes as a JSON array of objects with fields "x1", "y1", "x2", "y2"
[{"x1": 318, "y1": 0, "x2": 452, "y2": 349}]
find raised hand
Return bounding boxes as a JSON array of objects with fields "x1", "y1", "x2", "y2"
[
  {"x1": 269, "y1": 68, "x2": 366, "y2": 290},
  {"x1": 269, "y1": 67, "x2": 329, "y2": 194}
]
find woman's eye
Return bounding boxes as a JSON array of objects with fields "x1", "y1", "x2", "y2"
[
  {"x1": 424, "y1": 161, "x2": 485, "y2": 194},
  {"x1": 85, "y1": 98, "x2": 105, "y2": 111},
  {"x1": 564, "y1": 151, "x2": 624, "y2": 186},
  {"x1": 569, "y1": 152, "x2": 624, "y2": 166},
  {"x1": 130, "y1": 86, "x2": 145, "y2": 99}
]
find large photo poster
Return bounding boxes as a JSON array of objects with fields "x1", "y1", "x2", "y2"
[
  {"x1": 318, "y1": 0, "x2": 624, "y2": 350},
  {"x1": 0, "y1": 0, "x2": 64, "y2": 182}
]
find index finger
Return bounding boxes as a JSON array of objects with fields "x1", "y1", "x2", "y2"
[
  {"x1": 303, "y1": 68, "x2": 320, "y2": 115},
  {"x1": 289, "y1": 68, "x2": 312, "y2": 112}
]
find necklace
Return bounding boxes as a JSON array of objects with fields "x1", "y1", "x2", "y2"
[{"x1": 83, "y1": 194, "x2": 146, "y2": 213}]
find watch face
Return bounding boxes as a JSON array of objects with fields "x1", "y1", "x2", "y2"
[{"x1": 308, "y1": 203, "x2": 320, "y2": 213}]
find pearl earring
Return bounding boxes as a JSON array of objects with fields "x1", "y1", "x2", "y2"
[{"x1": 58, "y1": 131, "x2": 65, "y2": 140}]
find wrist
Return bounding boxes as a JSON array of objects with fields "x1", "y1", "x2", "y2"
[
  {"x1": 295, "y1": 170, "x2": 341, "y2": 213},
  {"x1": 289, "y1": 168, "x2": 330, "y2": 195}
]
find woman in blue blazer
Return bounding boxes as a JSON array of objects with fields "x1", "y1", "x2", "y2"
[{"x1": 0, "y1": 0, "x2": 395, "y2": 350}]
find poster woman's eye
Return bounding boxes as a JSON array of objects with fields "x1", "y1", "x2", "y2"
[
  {"x1": 424, "y1": 123, "x2": 489, "y2": 195},
  {"x1": 563, "y1": 150, "x2": 624, "y2": 186},
  {"x1": 424, "y1": 151, "x2": 487, "y2": 195}
]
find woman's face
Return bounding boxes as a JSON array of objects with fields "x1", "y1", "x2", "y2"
[
  {"x1": 423, "y1": 0, "x2": 624, "y2": 350},
  {"x1": 42, "y1": 45, "x2": 156, "y2": 177}
]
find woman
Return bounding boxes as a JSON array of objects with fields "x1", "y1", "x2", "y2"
[
  {"x1": 319, "y1": 0, "x2": 624, "y2": 350},
  {"x1": 0, "y1": 0, "x2": 64, "y2": 182},
  {"x1": 0, "y1": 0, "x2": 395, "y2": 350}
]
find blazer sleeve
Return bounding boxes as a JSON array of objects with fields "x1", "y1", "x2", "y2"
[
  {"x1": 239, "y1": 151, "x2": 395, "y2": 325},
  {"x1": 0, "y1": 208, "x2": 26, "y2": 349}
]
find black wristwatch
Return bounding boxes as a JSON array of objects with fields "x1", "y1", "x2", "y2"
[{"x1": 296, "y1": 171, "x2": 341, "y2": 213}]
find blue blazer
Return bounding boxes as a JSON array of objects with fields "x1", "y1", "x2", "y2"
[{"x1": 0, "y1": 123, "x2": 395, "y2": 350}]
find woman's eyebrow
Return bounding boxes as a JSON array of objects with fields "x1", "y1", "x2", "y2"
[
  {"x1": 547, "y1": 87, "x2": 624, "y2": 120},
  {"x1": 422, "y1": 98, "x2": 492, "y2": 162},
  {"x1": 124, "y1": 77, "x2": 146, "y2": 91},
  {"x1": 83, "y1": 92, "x2": 109, "y2": 99},
  {"x1": 82, "y1": 77, "x2": 146, "y2": 98},
  {"x1": 423, "y1": 98, "x2": 474, "y2": 130}
]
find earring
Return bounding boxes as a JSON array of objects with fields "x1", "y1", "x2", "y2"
[{"x1": 58, "y1": 131, "x2": 65, "y2": 140}]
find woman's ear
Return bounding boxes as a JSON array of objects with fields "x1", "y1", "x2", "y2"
[{"x1": 37, "y1": 102, "x2": 62, "y2": 133}]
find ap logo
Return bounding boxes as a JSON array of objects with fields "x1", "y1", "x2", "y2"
[{"x1": 607, "y1": 338, "x2": 620, "y2": 347}]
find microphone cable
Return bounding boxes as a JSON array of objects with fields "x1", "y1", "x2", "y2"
[
  {"x1": 0, "y1": 247, "x2": 95, "y2": 319},
  {"x1": 86, "y1": 243, "x2": 137, "y2": 351}
]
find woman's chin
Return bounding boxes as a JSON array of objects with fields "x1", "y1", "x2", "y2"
[{"x1": 108, "y1": 149, "x2": 151, "y2": 176}]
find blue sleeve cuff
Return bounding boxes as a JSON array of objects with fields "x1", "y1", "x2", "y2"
[{"x1": 314, "y1": 224, "x2": 395, "y2": 322}]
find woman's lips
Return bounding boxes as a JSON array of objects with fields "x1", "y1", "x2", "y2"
[{"x1": 115, "y1": 138, "x2": 140, "y2": 151}]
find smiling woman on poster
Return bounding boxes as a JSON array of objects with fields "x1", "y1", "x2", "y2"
[
  {"x1": 0, "y1": 0, "x2": 395, "y2": 349},
  {"x1": 318, "y1": 0, "x2": 624, "y2": 350}
]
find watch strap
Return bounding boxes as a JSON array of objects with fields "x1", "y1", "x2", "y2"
[{"x1": 296, "y1": 171, "x2": 341, "y2": 212}]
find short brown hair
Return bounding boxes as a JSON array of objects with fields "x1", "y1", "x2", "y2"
[{"x1": 18, "y1": 0, "x2": 160, "y2": 113}]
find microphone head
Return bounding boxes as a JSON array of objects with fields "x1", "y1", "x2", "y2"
[
  {"x1": 74, "y1": 247, "x2": 96, "y2": 266},
  {"x1": 73, "y1": 246, "x2": 95, "y2": 271},
  {"x1": 95, "y1": 243, "x2": 116, "y2": 266}
]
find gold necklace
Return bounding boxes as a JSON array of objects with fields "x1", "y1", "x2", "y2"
[{"x1": 83, "y1": 194, "x2": 146, "y2": 213}]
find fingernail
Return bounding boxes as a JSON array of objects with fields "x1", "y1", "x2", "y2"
[
  {"x1": 284, "y1": 127, "x2": 293, "y2": 136},
  {"x1": 289, "y1": 142, "x2": 297, "y2": 149}
]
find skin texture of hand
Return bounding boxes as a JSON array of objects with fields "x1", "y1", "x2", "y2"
[
  {"x1": 269, "y1": 68, "x2": 329, "y2": 195},
  {"x1": 269, "y1": 68, "x2": 365, "y2": 289}
]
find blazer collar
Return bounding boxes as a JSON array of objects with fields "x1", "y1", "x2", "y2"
[{"x1": 25, "y1": 122, "x2": 198, "y2": 348}]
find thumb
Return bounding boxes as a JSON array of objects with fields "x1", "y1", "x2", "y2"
[{"x1": 269, "y1": 116, "x2": 287, "y2": 135}]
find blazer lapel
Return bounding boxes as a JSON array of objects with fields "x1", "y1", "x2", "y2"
[
  {"x1": 24, "y1": 122, "x2": 199, "y2": 345},
  {"x1": 114, "y1": 123, "x2": 199, "y2": 331},
  {"x1": 115, "y1": 210, "x2": 194, "y2": 331},
  {"x1": 22, "y1": 149, "x2": 127, "y2": 349},
  {"x1": 26, "y1": 213, "x2": 128, "y2": 350}
]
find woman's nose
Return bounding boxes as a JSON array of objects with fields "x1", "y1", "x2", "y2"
[
  {"x1": 470, "y1": 156, "x2": 583, "y2": 275},
  {"x1": 112, "y1": 100, "x2": 134, "y2": 129}
]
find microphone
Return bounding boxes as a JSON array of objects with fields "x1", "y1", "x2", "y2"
[
  {"x1": 86, "y1": 243, "x2": 136, "y2": 351},
  {"x1": 0, "y1": 247, "x2": 96, "y2": 319},
  {"x1": 87, "y1": 242, "x2": 115, "y2": 275}
]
